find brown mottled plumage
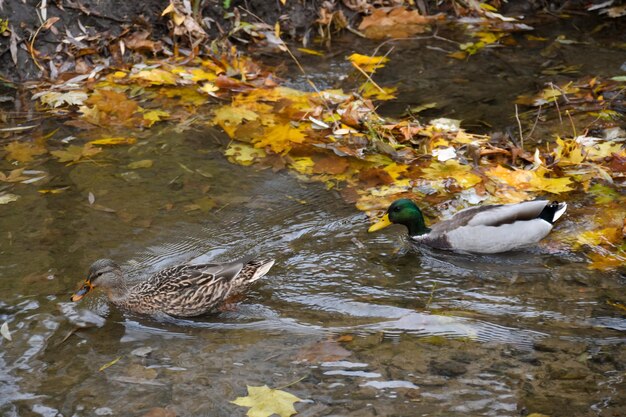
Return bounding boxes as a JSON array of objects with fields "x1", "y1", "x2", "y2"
[{"x1": 71, "y1": 258, "x2": 275, "y2": 317}]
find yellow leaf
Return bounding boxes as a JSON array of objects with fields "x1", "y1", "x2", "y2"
[
  {"x1": 254, "y1": 124, "x2": 307, "y2": 154},
  {"x1": 51, "y1": 143, "x2": 102, "y2": 163},
  {"x1": 99, "y1": 356, "x2": 121, "y2": 372},
  {"x1": 231, "y1": 385, "x2": 303, "y2": 417},
  {"x1": 130, "y1": 68, "x2": 177, "y2": 85},
  {"x1": 360, "y1": 82, "x2": 397, "y2": 100},
  {"x1": 297, "y1": 48, "x2": 323, "y2": 56},
  {"x1": 383, "y1": 163, "x2": 408, "y2": 181},
  {"x1": 586, "y1": 141, "x2": 624, "y2": 160},
  {"x1": 576, "y1": 227, "x2": 622, "y2": 248},
  {"x1": 189, "y1": 68, "x2": 217, "y2": 82},
  {"x1": 486, "y1": 165, "x2": 573, "y2": 194},
  {"x1": 214, "y1": 106, "x2": 259, "y2": 126},
  {"x1": 224, "y1": 142, "x2": 267, "y2": 166},
  {"x1": 88, "y1": 137, "x2": 137, "y2": 146},
  {"x1": 142, "y1": 109, "x2": 170, "y2": 126},
  {"x1": 347, "y1": 53, "x2": 389, "y2": 72},
  {"x1": 112, "y1": 71, "x2": 127, "y2": 78},
  {"x1": 289, "y1": 157, "x2": 314, "y2": 174},
  {"x1": 422, "y1": 160, "x2": 482, "y2": 189},
  {"x1": 4, "y1": 141, "x2": 47, "y2": 163},
  {"x1": 199, "y1": 82, "x2": 219, "y2": 95}
]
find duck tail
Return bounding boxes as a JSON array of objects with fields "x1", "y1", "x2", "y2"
[
  {"x1": 539, "y1": 201, "x2": 567, "y2": 224},
  {"x1": 243, "y1": 258, "x2": 275, "y2": 283}
]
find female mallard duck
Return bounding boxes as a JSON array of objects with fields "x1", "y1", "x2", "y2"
[
  {"x1": 368, "y1": 199, "x2": 567, "y2": 254},
  {"x1": 71, "y1": 258, "x2": 275, "y2": 317}
]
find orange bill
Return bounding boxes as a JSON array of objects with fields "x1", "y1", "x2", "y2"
[{"x1": 71, "y1": 280, "x2": 93, "y2": 302}]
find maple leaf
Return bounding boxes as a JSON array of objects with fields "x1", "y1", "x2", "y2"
[
  {"x1": 231, "y1": 385, "x2": 303, "y2": 417},
  {"x1": 142, "y1": 110, "x2": 170, "y2": 127},
  {"x1": 225, "y1": 142, "x2": 267, "y2": 166},
  {"x1": 421, "y1": 160, "x2": 482, "y2": 189},
  {"x1": 254, "y1": 124, "x2": 307, "y2": 154},
  {"x1": 51, "y1": 143, "x2": 102, "y2": 163},
  {"x1": 486, "y1": 165, "x2": 573, "y2": 194},
  {"x1": 4, "y1": 141, "x2": 47, "y2": 163}
]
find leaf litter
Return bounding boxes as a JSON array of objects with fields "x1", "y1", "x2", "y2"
[{"x1": 2, "y1": 4, "x2": 624, "y2": 271}]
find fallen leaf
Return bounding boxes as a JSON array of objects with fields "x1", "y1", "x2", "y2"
[
  {"x1": 5, "y1": 141, "x2": 47, "y2": 163},
  {"x1": 0, "y1": 169, "x2": 28, "y2": 183},
  {"x1": 1, "y1": 321, "x2": 11, "y2": 341},
  {"x1": 422, "y1": 160, "x2": 482, "y2": 189},
  {"x1": 51, "y1": 143, "x2": 102, "y2": 163},
  {"x1": 99, "y1": 356, "x2": 122, "y2": 371},
  {"x1": 88, "y1": 137, "x2": 137, "y2": 146},
  {"x1": 358, "y1": 7, "x2": 437, "y2": 39},
  {"x1": 142, "y1": 110, "x2": 170, "y2": 127},
  {"x1": 128, "y1": 160, "x2": 154, "y2": 169},
  {"x1": 225, "y1": 143, "x2": 267, "y2": 166},
  {"x1": 130, "y1": 68, "x2": 178, "y2": 85},
  {"x1": 254, "y1": 124, "x2": 307, "y2": 154},
  {"x1": 38, "y1": 91, "x2": 88, "y2": 108},
  {"x1": 347, "y1": 53, "x2": 389, "y2": 72},
  {"x1": 88, "y1": 192, "x2": 95, "y2": 205},
  {"x1": 0, "y1": 194, "x2": 20, "y2": 205},
  {"x1": 232, "y1": 385, "x2": 303, "y2": 417}
]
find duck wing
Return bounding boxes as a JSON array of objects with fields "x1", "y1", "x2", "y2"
[
  {"x1": 420, "y1": 200, "x2": 557, "y2": 254},
  {"x1": 128, "y1": 261, "x2": 246, "y2": 316},
  {"x1": 430, "y1": 200, "x2": 550, "y2": 234}
]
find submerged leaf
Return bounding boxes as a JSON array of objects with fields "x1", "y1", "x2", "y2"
[
  {"x1": 5, "y1": 141, "x2": 47, "y2": 163},
  {"x1": 231, "y1": 385, "x2": 303, "y2": 417},
  {"x1": 0, "y1": 194, "x2": 20, "y2": 205},
  {"x1": 99, "y1": 356, "x2": 122, "y2": 372},
  {"x1": 89, "y1": 137, "x2": 137, "y2": 146},
  {"x1": 1, "y1": 322, "x2": 11, "y2": 341},
  {"x1": 51, "y1": 143, "x2": 102, "y2": 163}
]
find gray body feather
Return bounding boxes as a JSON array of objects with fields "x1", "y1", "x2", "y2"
[{"x1": 411, "y1": 200, "x2": 562, "y2": 254}]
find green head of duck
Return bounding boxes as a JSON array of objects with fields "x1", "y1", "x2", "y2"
[{"x1": 368, "y1": 199, "x2": 430, "y2": 237}]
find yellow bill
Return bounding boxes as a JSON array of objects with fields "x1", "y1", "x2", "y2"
[{"x1": 368, "y1": 213, "x2": 392, "y2": 232}]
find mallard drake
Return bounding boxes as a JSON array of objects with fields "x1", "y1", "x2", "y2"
[
  {"x1": 71, "y1": 258, "x2": 275, "y2": 317},
  {"x1": 368, "y1": 199, "x2": 567, "y2": 254}
]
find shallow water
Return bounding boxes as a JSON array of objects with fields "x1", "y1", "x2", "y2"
[{"x1": 2, "y1": 13, "x2": 626, "y2": 417}]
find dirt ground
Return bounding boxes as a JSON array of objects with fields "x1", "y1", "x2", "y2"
[{"x1": 0, "y1": 0, "x2": 610, "y2": 83}]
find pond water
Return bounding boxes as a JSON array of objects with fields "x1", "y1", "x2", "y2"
[{"x1": 1, "y1": 13, "x2": 626, "y2": 417}]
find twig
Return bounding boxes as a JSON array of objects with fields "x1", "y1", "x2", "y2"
[
  {"x1": 514, "y1": 104, "x2": 524, "y2": 150},
  {"x1": 566, "y1": 110, "x2": 577, "y2": 138},
  {"x1": 275, "y1": 374, "x2": 308, "y2": 390}
]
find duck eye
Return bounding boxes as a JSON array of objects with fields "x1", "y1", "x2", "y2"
[{"x1": 393, "y1": 206, "x2": 401, "y2": 212}]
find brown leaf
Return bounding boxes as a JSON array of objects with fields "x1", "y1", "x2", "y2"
[
  {"x1": 124, "y1": 31, "x2": 163, "y2": 53},
  {"x1": 312, "y1": 154, "x2": 350, "y2": 174},
  {"x1": 358, "y1": 7, "x2": 441, "y2": 39},
  {"x1": 297, "y1": 339, "x2": 352, "y2": 363},
  {"x1": 358, "y1": 167, "x2": 394, "y2": 187},
  {"x1": 142, "y1": 408, "x2": 176, "y2": 417}
]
